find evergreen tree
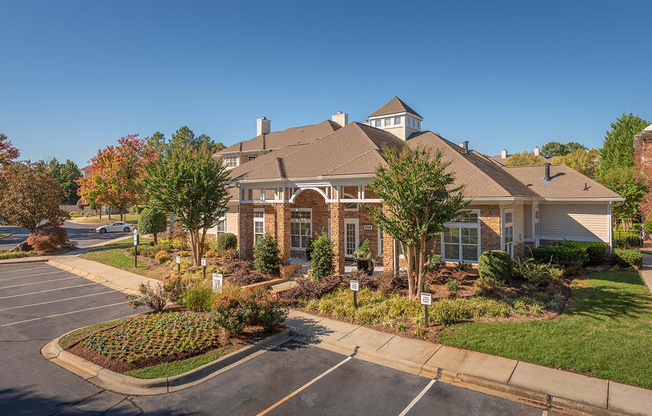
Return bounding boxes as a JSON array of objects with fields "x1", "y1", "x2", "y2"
[{"x1": 596, "y1": 113, "x2": 649, "y2": 178}]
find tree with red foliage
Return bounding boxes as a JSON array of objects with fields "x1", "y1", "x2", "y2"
[
  {"x1": 0, "y1": 133, "x2": 20, "y2": 168},
  {"x1": 77, "y1": 135, "x2": 155, "y2": 221}
]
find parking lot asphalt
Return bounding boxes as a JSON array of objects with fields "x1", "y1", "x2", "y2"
[{"x1": 0, "y1": 263, "x2": 567, "y2": 416}]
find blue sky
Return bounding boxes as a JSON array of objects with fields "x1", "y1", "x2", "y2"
[{"x1": 1, "y1": 0, "x2": 650, "y2": 167}]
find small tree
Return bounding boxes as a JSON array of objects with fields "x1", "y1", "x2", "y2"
[
  {"x1": 0, "y1": 162, "x2": 69, "y2": 232},
  {"x1": 505, "y1": 151, "x2": 546, "y2": 166},
  {"x1": 366, "y1": 147, "x2": 467, "y2": 299},
  {"x1": 309, "y1": 233, "x2": 334, "y2": 280},
  {"x1": 253, "y1": 234, "x2": 281, "y2": 274},
  {"x1": 145, "y1": 140, "x2": 231, "y2": 266},
  {"x1": 138, "y1": 207, "x2": 167, "y2": 244}
]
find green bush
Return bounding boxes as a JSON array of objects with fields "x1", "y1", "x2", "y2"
[
  {"x1": 184, "y1": 285, "x2": 216, "y2": 312},
  {"x1": 125, "y1": 282, "x2": 168, "y2": 312},
  {"x1": 0, "y1": 251, "x2": 30, "y2": 260},
  {"x1": 554, "y1": 241, "x2": 607, "y2": 265},
  {"x1": 212, "y1": 288, "x2": 287, "y2": 334},
  {"x1": 216, "y1": 232, "x2": 238, "y2": 253},
  {"x1": 253, "y1": 234, "x2": 281, "y2": 274},
  {"x1": 514, "y1": 259, "x2": 564, "y2": 287},
  {"x1": 531, "y1": 246, "x2": 588, "y2": 267},
  {"x1": 444, "y1": 278, "x2": 460, "y2": 292},
  {"x1": 138, "y1": 207, "x2": 167, "y2": 243},
  {"x1": 645, "y1": 220, "x2": 652, "y2": 234},
  {"x1": 478, "y1": 250, "x2": 512, "y2": 285},
  {"x1": 427, "y1": 253, "x2": 443, "y2": 272},
  {"x1": 309, "y1": 233, "x2": 334, "y2": 280},
  {"x1": 610, "y1": 248, "x2": 643, "y2": 269}
]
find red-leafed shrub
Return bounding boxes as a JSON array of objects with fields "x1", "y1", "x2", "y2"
[
  {"x1": 223, "y1": 259, "x2": 267, "y2": 286},
  {"x1": 279, "y1": 270, "x2": 376, "y2": 305},
  {"x1": 25, "y1": 223, "x2": 72, "y2": 253},
  {"x1": 212, "y1": 288, "x2": 286, "y2": 334}
]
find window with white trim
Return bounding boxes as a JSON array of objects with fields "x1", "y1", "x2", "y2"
[
  {"x1": 291, "y1": 209, "x2": 311, "y2": 249},
  {"x1": 394, "y1": 116, "x2": 401, "y2": 125},
  {"x1": 503, "y1": 209, "x2": 514, "y2": 256},
  {"x1": 224, "y1": 156, "x2": 238, "y2": 168},
  {"x1": 216, "y1": 216, "x2": 226, "y2": 234},
  {"x1": 378, "y1": 227, "x2": 384, "y2": 257},
  {"x1": 442, "y1": 210, "x2": 481, "y2": 262},
  {"x1": 253, "y1": 209, "x2": 264, "y2": 245},
  {"x1": 374, "y1": 120, "x2": 382, "y2": 128}
]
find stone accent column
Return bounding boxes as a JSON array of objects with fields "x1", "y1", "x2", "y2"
[
  {"x1": 275, "y1": 202, "x2": 291, "y2": 264},
  {"x1": 330, "y1": 202, "x2": 345, "y2": 274},
  {"x1": 382, "y1": 230, "x2": 395, "y2": 273},
  {"x1": 239, "y1": 203, "x2": 254, "y2": 260}
]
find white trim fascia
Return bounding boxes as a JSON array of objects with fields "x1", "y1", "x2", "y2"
[
  {"x1": 369, "y1": 112, "x2": 423, "y2": 121},
  {"x1": 542, "y1": 197, "x2": 625, "y2": 202},
  {"x1": 464, "y1": 197, "x2": 515, "y2": 202},
  {"x1": 235, "y1": 174, "x2": 376, "y2": 184}
]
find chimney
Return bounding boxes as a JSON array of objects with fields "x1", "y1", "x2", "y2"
[
  {"x1": 501, "y1": 149, "x2": 508, "y2": 159},
  {"x1": 534, "y1": 146, "x2": 540, "y2": 157},
  {"x1": 331, "y1": 111, "x2": 348, "y2": 127},
  {"x1": 257, "y1": 117, "x2": 271, "y2": 136},
  {"x1": 462, "y1": 141, "x2": 470, "y2": 155},
  {"x1": 543, "y1": 163, "x2": 551, "y2": 182}
]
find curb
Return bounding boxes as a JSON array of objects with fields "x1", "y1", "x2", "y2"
[
  {"x1": 0, "y1": 257, "x2": 48, "y2": 265},
  {"x1": 293, "y1": 334, "x2": 632, "y2": 416},
  {"x1": 42, "y1": 328, "x2": 296, "y2": 396}
]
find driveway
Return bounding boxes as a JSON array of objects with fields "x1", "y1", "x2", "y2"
[
  {"x1": 0, "y1": 220, "x2": 131, "y2": 251},
  {"x1": 0, "y1": 263, "x2": 565, "y2": 415}
]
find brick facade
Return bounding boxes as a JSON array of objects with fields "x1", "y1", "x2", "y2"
[
  {"x1": 239, "y1": 203, "x2": 254, "y2": 260},
  {"x1": 330, "y1": 202, "x2": 345, "y2": 274}
]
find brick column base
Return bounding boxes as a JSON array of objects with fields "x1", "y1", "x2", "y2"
[{"x1": 330, "y1": 202, "x2": 345, "y2": 274}]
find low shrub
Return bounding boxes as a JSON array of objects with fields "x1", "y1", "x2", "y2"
[
  {"x1": 478, "y1": 250, "x2": 512, "y2": 285},
  {"x1": 644, "y1": 220, "x2": 652, "y2": 234},
  {"x1": 309, "y1": 233, "x2": 334, "y2": 280},
  {"x1": 220, "y1": 248, "x2": 239, "y2": 262},
  {"x1": 184, "y1": 285, "x2": 216, "y2": 313},
  {"x1": 280, "y1": 271, "x2": 375, "y2": 305},
  {"x1": 554, "y1": 241, "x2": 607, "y2": 265},
  {"x1": 216, "y1": 232, "x2": 237, "y2": 253},
  {"x1": 155, "y1": 250, "x2": 170, "y2": 263},
  {"x1": 26, "y1": 223, "x2": 71, "y2": 253},
  {"x1": 171, "y1": 231, "x2": 189, "y2": 250},
  {"x1": 610, "y1": 248, "x2": 643, "y2": 269},
  {"x1": 427, "y1": 253, "x2": 443, "y2": 272},
  {"x1": 531, "y1": 246, "x2": 588, "y2": 267},
  {"x1": 163, "y1": 275, "x2": 187, "y2": 304},
  {"x1": 247, "y1": 289, "x2": 288, "y2": 331},
  {"x1": 205, "y1": 249, "x2": 217, "y2": 258},
  {"x1": 126, "y1": 282, "x2": 168, "y2": 312},
  {"x1": 376, "y1": 270, "x2": 409, "y2": 294},
  {"x1": 514, "y1": 259, "x2": 564, "y2": 287},
  {"x1": 253, "y1": 234, "x2": 281, "y2": 274},
  {"x1": 445, "y1": 278, "x2": 460, "y2": 292},
  {"x1": 0, "y1": 251, "x2": 30, "y2": 260},
  {"x1": 224, "y1": 260, "x2": 267, "y2": 286},
  {"x1": 212, "y1": 288, "x2": 287, "y2": 333}
]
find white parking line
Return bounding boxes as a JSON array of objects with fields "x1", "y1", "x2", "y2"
[
  {"x1": 397, "y1": 379, "x2": 437, "y2": 416},
  {"x1": 256, "y1": 356, "x2": 353, "y2": 415},
  {"x1": 0, "y1": 282, "x2": 101, "y2": 300},
  {"x1": 0, "y1": 301, "x2": 128, "y2": 327},
  {"x1": 0, "y1": 265, "x2": 53, "y2": 276},
  {"x1": 0, "y1": 276, "x2": 80, "y2": 290},
  {"x1": 0, "y1": 269, "x2": 67, "y2": 283},
  {"x1": 0, "y1": 291, "x2": 117, "y2": 312}
]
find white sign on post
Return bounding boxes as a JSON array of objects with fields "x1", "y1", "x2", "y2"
[
  {"x1": 133, "y1": 230, "x2": 138, "y2": 246},
  {"x1": 420, "y1": 293, "x2": 432, "y2": 306},
  {"x1": 350, "y1": 280, "x2": 359, "y2": 292},
  {"x1": 212, "y1": 273, "x2": 223, "y2": 293},
  {"x1": 175, "y1": 255, "x2": 181, "y2": 264},
  {"x1": 201, "y1": 257, "x2": 206, "y2": 266}
]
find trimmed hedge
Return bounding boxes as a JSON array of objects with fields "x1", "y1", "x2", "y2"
[
  {"x1": 216, "y1": 232, "x2": 238, "y2": 253},
  {"x1": 531, "y1": 245, "x2": 588, "y2": 267},
  {"x1": 610, "y1": 248, "x2": 643, "y2": 269},
  {"x1": 478, "y1": 250, "x2": 512, "y2": 284},
  {"x1": 554, "y1": 241, "x2": 607, "y2": 265}
]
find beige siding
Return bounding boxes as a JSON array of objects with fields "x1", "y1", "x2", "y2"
[
  {"x1": 523, "y1": 203, "x2": 532, "y2": 239},
  {"x1": 225, "y1": 211, "x2": 239, "y2": 235},
  {"x1": 540, "y1": 203, "x2": 609, "y2": 243},
  {"x1": 512, "y1": 203, "x2": 526, "y2": 243}
]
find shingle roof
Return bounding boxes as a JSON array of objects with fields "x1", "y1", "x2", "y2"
[
  {"x1": 216, "y1": 120, "x2": 340, "y2": 155},
  {"x1": 369, "y1": 96, "x2": 422, "y2": 118},
  {"x1": 229, "y1": 122, "x2": 405, "y2": 182},
  {"x1": 504, "y1": 165, "x2": 622, "y2": 200}
]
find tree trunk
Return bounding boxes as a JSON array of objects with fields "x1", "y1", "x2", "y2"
[
  {"x1": 416, "y1": 236, "x2": 426, "y2": 298},
  {"x1": 404, "y1": 243, "x2": 415, "y2": 299},
  {"x1": 153, "y1": 233, "x2": 158, "y2": 245},
  {"x1": 108, "y1": 207, "x2": 111, "y2": 220}
]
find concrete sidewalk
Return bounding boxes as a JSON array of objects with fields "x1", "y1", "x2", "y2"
[
  {"x1": 47, "y1": 255, "x2": 155, "y2": 295},
  {"x1": 641, "y1": 253, "x2": 652, "y2": 293},
  {"x1": 287, "y1": 310, "x2": 652, "y2": 416}
]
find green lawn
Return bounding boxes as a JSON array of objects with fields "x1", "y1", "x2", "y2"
[
  {"x1": 80, "y1": 248, "x2": 153, "y2": 277},
  {"x1": 124, "y1": 346, "x2": 234, "y2": 379},
  {"x1": 77, "y1": 213, "x2": 141, "y2": 224},
  {"x1": 106, "y1": 236, "x2": 154, "y2": 246},
  {"x1": 437, "y1": 271, "x2": 652, "y2": 389}
]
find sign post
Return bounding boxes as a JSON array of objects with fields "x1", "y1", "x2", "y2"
[
  {"x1": 212, "y1": 273, "x2": 223, "y2": 293},
  {"x1": 201, "y1": 257, "x2": 207, "y2": 278},
  {"x1": 133, "y1": 229, "x2": 139, "y2": 268},
  {"x1": 350, "y1": 280, "x2": 359, "y2": 309},
  {"x1": 176, "y1": 255, "x2": 181, "y2": 274},
  {"x1": 420, "y1": 292, "x2": 432, "y2": 328}
]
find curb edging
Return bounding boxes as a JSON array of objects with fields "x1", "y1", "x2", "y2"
[{"x1": 42, "y1": 328, "x2": 296, "y2": 396}]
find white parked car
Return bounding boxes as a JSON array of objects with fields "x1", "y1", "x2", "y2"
[{"x1": 96, "y1": 222, "x2": 134, "y2": 233}]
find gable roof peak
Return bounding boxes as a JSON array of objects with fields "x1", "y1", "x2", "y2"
[{"x1": 370, "y1": 96, "x2": 422, "y2": 118}]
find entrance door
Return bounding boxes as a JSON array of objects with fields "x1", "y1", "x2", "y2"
[{"x1": 344, "y1": 219, "x2": 359, "y2": 258}]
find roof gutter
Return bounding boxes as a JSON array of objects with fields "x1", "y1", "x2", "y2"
[{"x1": 234, "y1": 173, "x2": 376, "y2": 184}]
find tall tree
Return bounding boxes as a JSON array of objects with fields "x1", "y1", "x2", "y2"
[
  {"x1": 365, "y1": 147, "x2": 467, "y2": 299},
  {"x1": 599, "y1": 167, "x2": 646, "y2": 230},
  {"x1": 504, "y1": 152, "x2": 546, "y2": 166},
  {"x1": 0, "y1": 133, "x2": 20, "y2": 168},
  {"x1": 145, "y1": 140, "x2": 231, "y2": 266},
  {"x1": 47, "y1": 158, "x2": 82, "y2": 204},
  {"x1": 77, "y1": 135, "x2": 155, "y2": 221},
  {"x1": 540, "y1": 141, "x2": 587, "y2": 158},
  {"x1": 596, "y1": 113, "x2": 649, "y2": 178},
  {"x1": 554, "y1": 149, "x2": 599, "y2": 178},
  {"x1": 0, "y1": 161, "x2": 69, "y2": 232},
  {"x1": 170, "y1": 126, "x2": 225, "y2": 153}
]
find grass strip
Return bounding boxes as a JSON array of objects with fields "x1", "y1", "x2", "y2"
[
  {"x1": 124, "y1": 346, "x2": 236, "y2": 379},
  {"x1": 80, "y1": 247, "x2": 151, "y2": 277},
  {"x1": 437, "y1": 271, "x2": 652, "y2": 389}
]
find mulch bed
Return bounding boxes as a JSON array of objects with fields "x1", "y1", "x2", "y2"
[{"x1": 66, "y1": 311, "x2": 277, "y2": 374}]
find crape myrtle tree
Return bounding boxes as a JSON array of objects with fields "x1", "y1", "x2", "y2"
[
  {"x1": 0, "y1": 161, "x2": 69, "y2": 232},
  {"x1": 77, "y1": 134, "x2": 154, "y2": 221},
  {"x1": 365, "y1": 147, "x2": 467, "y2": 299},
  {"x1": 145, "y1": 138, "x2": 231, "y2": 266}
]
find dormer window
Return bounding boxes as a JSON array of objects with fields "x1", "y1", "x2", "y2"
[
  {"x1": 394, "y1": 116, "x2": 401, "y2": 125},
  {"x1": 385, "y1": 118, "x2": 392, "y2": 127},
  {"x1": 374, "y1": 120, "x2": 382, "y2": 128},
  {"x1": 224, "y1": 156, "x2": 239, "y2": 168}
]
